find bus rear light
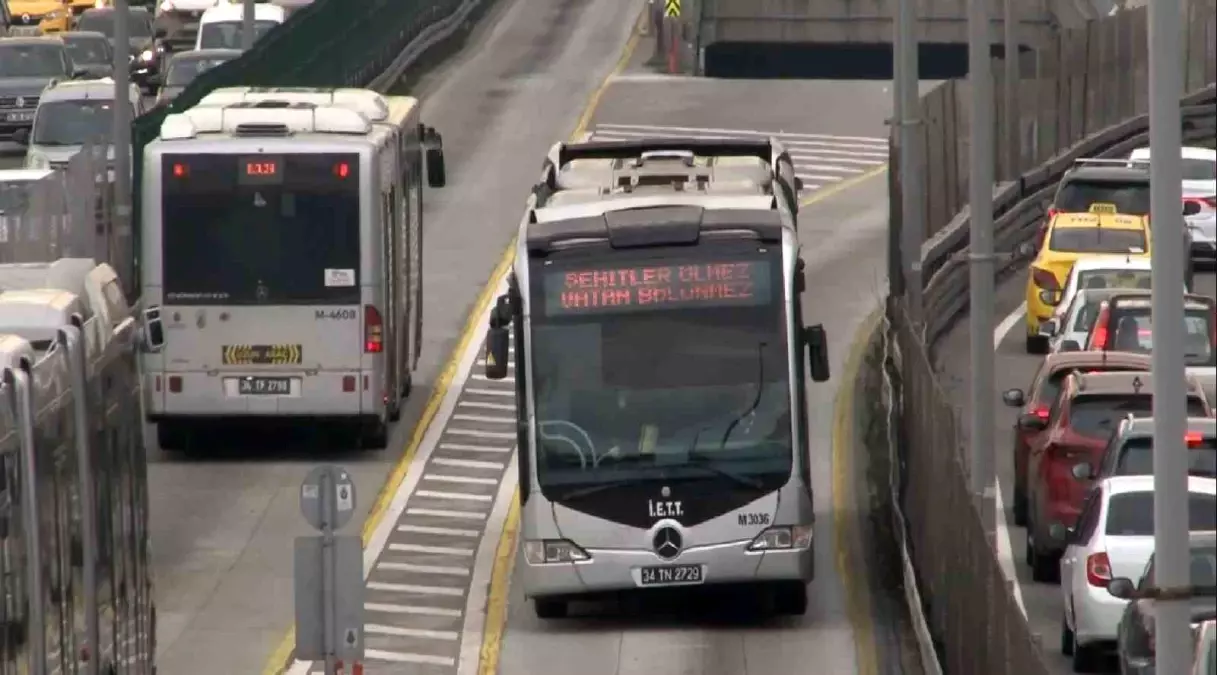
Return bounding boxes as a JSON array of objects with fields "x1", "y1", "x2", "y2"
[
  {"x1": 342, "y1": 376, "x2": 355, "y2": 393},
  {"x1": 364, "y1": 305, "x2": 383, "y2": 353},
  {"x1": 168, "y1": 376, "x2": 182, "y2": 393}
]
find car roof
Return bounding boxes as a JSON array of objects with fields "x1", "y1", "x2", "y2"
[
  {"x1": 1107, "y1": 292, "x2": 1213, "y2": 311},
  {"x1": 1063, "y1": 166, "x2": 1151, "y2": 183},
  {"x1": 1118, "y1": 416, "x2": 1217, "y2": 439},
  {"x1": 1190, "y1": 530, "x2": 1217, "y2": 545},
  {"x1": 1067, "y1": 370, "x2": 1205, "y2": 396},
  {"x1": 82, "y1": 6, "x2": 150, "y2": 15},
  {"x1": 60, "y1": 31, "x2": 110, "y2": 41},
  {"x1": 1099, "y1": 475, "x2": 1217, "y2": 496},
  {"x1": 1072, "y1": 256, "x2": 1153, "y2": 271},
  {"x1": 1042, "y1": 350, "x2": 1153, "y2": 371},
  {"x1": 0, "y1": 169, "x2": 55, "y2": 183},
  {"x1": 0, "y1": 36, "x2": 66, "y2": 46},
  {"x1": 1132, "y1": 146, "x2": 1217, "y2": 162},
  {"x1": 1052, "y1": 212, "x2": 1147, "y2": 231}
]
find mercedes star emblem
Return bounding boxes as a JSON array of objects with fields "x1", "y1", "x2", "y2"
[
  {"x1": 14, "y1": 97, "x2": 24, "y2": 109},
  {"x1": 660, "y1": 485, "x2": 671, "y2": 498},
  {"x1": 652, "y1": 526, "x2": 682, "y2": 560}
]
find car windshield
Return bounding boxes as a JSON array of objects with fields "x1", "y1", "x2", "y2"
[
  {"x1": 1182, "y1": 158, "x2": 1216, "y2": 182},
  {"x1": 0, "y1": 44, "x2": 67, "y2": 78},
  {"x1": 31, "y1": 100, "x2": 124, "y2": 146},
  {"x1": 64, "y1": 37, "x2": 110, "y2": 65},
  {"x1": 529, "y1": 248, "x2": 792, "y2": 501},
  {"x1": 1107, "y1": 307, "x2": 1216, "y2": 367},
  {"x1": 1056, "y1": 179, "x2": 1150, "y2": 215},
  {"x1": 1070, "y1": 394, "x2": 1210, "y2": 437},
  {"x1": 165, "y1": 55, "x2": 234, "y2": 86},
  {"x1": 161, "y1": 153, "x2": 362, "y2": 305},
  {"x1": 1105, "y1": 492, "x2": 1217, "y2": 535},
  {"x1": 1115, "y1": 436, "x2": 1217, "y2": 478},
  {"x1": 198, "y1": 20, "x2": 278, "y2": 48},
  {"x1": 75, "y1": 12, "x2": 153, "y2": 38},
  {"x1": 1050, "y1": 227, "x2": 1147, "y2": 254}
]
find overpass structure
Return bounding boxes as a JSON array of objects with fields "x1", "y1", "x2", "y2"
[{"x1": 660, "y1": 0, "x2": 1106, "y2": 76}]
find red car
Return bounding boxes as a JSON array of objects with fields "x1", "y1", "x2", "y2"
[
  {"x1": 1001, "y1": 351, "x2": 1154, "y2": 526},
  {"x1": 1023, "y1": 370, "x2": 1212, "y2": 582}
]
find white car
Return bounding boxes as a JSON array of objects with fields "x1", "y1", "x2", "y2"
[
  {"x1": 1195, "y1": 619, "x2": 1217, "y2": 675},
  {"x1": 1038, "y1": 256, "x2": 1153, "y2": 348},
  {"x1": 1128, "y1": 145, "x2": 1216, "y2": 195},
  {"x1": 1056, "y1": 475, "x2": 1217, "y2": 672},
  {"x1": 1129, "y1": 146, "x2": 1217, "y2": 265},
  {"x1": 195, "y1": 2, "x2": 284, "y2": 50}
]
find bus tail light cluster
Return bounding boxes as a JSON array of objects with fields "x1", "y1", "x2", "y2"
[
  {"x1": 746, "y1": 525, "x2": 814, "y2": 552},
  {"x1": 364, "y1": 305, "x2": 383, "y2": 353},
  {"x1": 523, "y1": 539, "x2": 590, "y2": 564}
]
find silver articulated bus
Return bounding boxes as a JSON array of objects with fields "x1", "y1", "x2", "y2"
[
  {"x1": 482, "y1": 138, "x2": 830, "y2": 618},
  {"x1": 0, "y1": 259, "x2": 158, "y2": 674},
  {"x1": 140, "y1": 88, "x2": 445, "y2": 449}
]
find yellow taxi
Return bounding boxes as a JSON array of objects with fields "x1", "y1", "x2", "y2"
[
  {"x1": 1023, "y1": 203, "x2": 1152, "y2": 353},
  {"x1": 7, "y1": 0, "x2": 71, "y2": 34}
]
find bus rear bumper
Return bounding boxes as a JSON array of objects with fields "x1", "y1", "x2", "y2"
[
  {"x1": 144, "y1": 371, "x2": 384, "y2": 419},
  {"x1": 519, "y1": 540, "x2": 813, "y2": 600}
]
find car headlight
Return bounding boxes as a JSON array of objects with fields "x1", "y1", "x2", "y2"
[
  {"x1": 746, "y1": 525, "x2": 814, "y2": 551},
  {"x1": 523, "y1": 539, "x2": 590, "y2": 564},
  {"x1": 139, "y1": 49, "x2": 155, "y2": 62}
]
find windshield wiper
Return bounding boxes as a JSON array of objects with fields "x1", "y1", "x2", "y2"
[{"x1": 686, "y1": 428, "x2": 763, "y2": 490}]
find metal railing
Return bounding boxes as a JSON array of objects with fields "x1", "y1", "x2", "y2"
[{"x1": 881, "y1": 1, "x2": 1217, "y2": 672}]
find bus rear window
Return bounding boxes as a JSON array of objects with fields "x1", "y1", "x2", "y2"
[{"x1": 161, "y1": 153, "x2": 361, "y2": 305}]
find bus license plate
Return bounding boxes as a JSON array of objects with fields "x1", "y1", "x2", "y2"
[
  {"x1": 238, "y1": 377, "x2": 291, "y2": 395},
  {"x1": 639, "y1": 564, "x2": 704, "y2": 586}
]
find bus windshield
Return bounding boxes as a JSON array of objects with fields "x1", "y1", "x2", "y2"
[
  {"x1": 160, "y1": 153, "x2": 361, "y2": 305},
  {"x1": 528, "y1": 246, "x2": 792, "y2": 501}
]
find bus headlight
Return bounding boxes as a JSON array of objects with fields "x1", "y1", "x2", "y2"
[
  {"x1": 524, "y1": 539, "x2": 590, "y2": 564},
  {"x1": 746, "y1": 525, "x2": 813, "y2": 551}
]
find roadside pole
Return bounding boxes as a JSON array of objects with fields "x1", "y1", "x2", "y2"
[
  {"x1": 966, "y1": 0, "x2": 996, "y2": 503},
  {"x1": 897, "y1": 0, "x2": 924, "y2": 323},
  {"x1": 1147, "y1": 0, "x2": 1190, "y2": 669},
  {"x1": 1002, "y1": 0, "x2": 1019, "y2": 180},
  {"x1": 111, "y1": 0, "x2": 132, "y2": 293},
  {"x1": 242, "y1": 0, "x2": 256, "y2": 50},
  {"x1": 295, "y1": 466, "x2": 365, "y2": 675}
]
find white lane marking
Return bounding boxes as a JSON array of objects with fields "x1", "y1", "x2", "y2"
[
  {"x1": 424, "y1": 473, "x2": 500, "y2": 486},
  {"x1": 459, "y1": 400, "x2": 516, "y2": 411},
  {"x1": 477, "y1": 359, "x2": 514, "y2": 368},
  {"x1": 415, "y1": 489, "x2": 494, "y2": 503},
  {"x1": 592, "y1": 128, "x2": 890, "y2": 155},
  {"x1": 433, "y1": 457, "x2": 506, "y2": 470},
  {"x1": 464, "y1": 388, "x2": 515, "y2": 397},
  {"x1": 797, "y1": 181, "x2": 824, "y2": 191},
  {"x1": 407, "y1": 507, "x2": 487, "y2": 521},
  {"x1": 367, "y1": 580, "x2": 466, "y2": 597},
  {"x1": 593, "y1": 121, "x2": 889, "y2": 144},
  {"x1": 471, "y1": 373, "x2": 515, "y2": 382},
  {"x1": 284, "y1": 276, "x2": 508, "y2": 675},
  {"x1": 366, "y1": 649, "x2": 455, "y2": 666},
  {"x1": 378, "y1": 561, "x2": 470, "y2": 576},
  {"x1": 800, "y1": 163, "x2": 865, "y2": 174},
  {"x1": 457, "y1": 449, "x2": 520, "y2": 675},
  {"x1": 446, "y1": 428, "x2": 516, "y2": 440},
  {"x1": 452, "y1": 413, "x2": 515, "y2": 424},
  {"x1": 397, "y1": 523, "x2": 481, "y2": 537},
  {"x1": 799, "y1": 173, "x2": 859, "y2": 182},
  {"x1": 366, "y1": 624, "x2": 459, "y2": 640},
  {"x1": 787, "y1": 151, "x2": 889, "y2": 163},
  {"x1": 994, "y1": 300, "x2": 1029, "y2": 618},
  {"x1": 389, "y1": 542, "x2": 476, "y2": 557},
  {"x1": 367, "y1": 602, "x2": 463, "y2": 618},
  {"x1": 439, "y1": 441, "x2": 513, "y2": 453}
]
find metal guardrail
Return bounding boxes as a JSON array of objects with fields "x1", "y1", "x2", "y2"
[{"x1": 881, "y1": 3, "x2": 1217, "y2": 673}]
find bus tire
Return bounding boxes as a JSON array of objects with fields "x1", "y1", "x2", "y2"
[{"x1": 361, "y1": 419, "x2": 389, "y2": 450}]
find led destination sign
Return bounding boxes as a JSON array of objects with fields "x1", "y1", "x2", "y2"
[{"x1": 544, "y1": 260, "x2": 773, "y2": 315}]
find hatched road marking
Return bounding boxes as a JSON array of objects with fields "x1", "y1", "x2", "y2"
[{"x1": 589, "y1": 122, "x2": 889, "y2": 192}]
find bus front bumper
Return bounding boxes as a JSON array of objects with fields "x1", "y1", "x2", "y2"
[{"x1": 519, "y1": 538, "x2": 813, "y2": 599}]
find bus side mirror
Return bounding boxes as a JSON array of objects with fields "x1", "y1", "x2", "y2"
[
  {"x1": 804, "y1": 324, "x2": 830, "y2": 383},
  {"x1": 484, "y1": 296, "x2": 511, "y2": 380},
  {"x1": 141, "y1": 306, "x2": 165, "y2": 352},
  {"x1": 423, "y1": 126, "x2": 446, "y2": 188}
]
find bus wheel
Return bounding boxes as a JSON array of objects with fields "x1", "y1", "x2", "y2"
[
  {"x1": 361, "y1": 419, "x2": 389, "y2": 450},
  {"x1": 772, "y1": 582, "x2": 808, "y2": 616},
  {"x1": 533, "y1": 598, "x2": 568, "y2": 619}
]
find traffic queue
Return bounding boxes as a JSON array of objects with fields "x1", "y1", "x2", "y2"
[{"x1": 1004, "y1": 146, "x2": 1217, "y2": 673}]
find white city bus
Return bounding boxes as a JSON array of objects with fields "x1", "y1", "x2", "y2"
[
  {"x1": 139, "y1": 92, "x2": 445, "y2": 449},
  {"x1": 482, "y1": 138, "x2": 830, "y2": 618}
]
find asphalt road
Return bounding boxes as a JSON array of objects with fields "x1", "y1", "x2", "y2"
[
  {"x1": 490, "y1": 34, "x2": 909, "y2": 675},
  {"x1": 935, "y1": 264, "x2": 1217, "y2": 674}
]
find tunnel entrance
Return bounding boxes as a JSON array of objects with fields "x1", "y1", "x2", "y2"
[{"x1": 703, "y1": 42, "x2": 1025, "y2": 80}]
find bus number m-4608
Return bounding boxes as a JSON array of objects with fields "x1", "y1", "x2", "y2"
[{"x1": 315, "y1": 309, "x2": 358, "y2": 320}]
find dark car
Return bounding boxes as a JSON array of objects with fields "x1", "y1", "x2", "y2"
[
  {"x1": 1110, "y1": 530, "x2": 1217, "y2": 675},
  {"x1": 1037, "y1": 160, "x2": 1152, "y2": 246},
  {"x1": 73, "y1": 7, "x2": 166, "y2": 93},
  {"x1": 60, "y1": 30, "x2": 115, "y2": 79},
  {"x1": 0, "y1": 36, "x2": 81, "y2": 139},
  {"x1": 154, "y1": 47, "x2": 238, "y2": 106},
  {"x1": 1073, "y1": 416, "x2": 1217, "y2": 485}
]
